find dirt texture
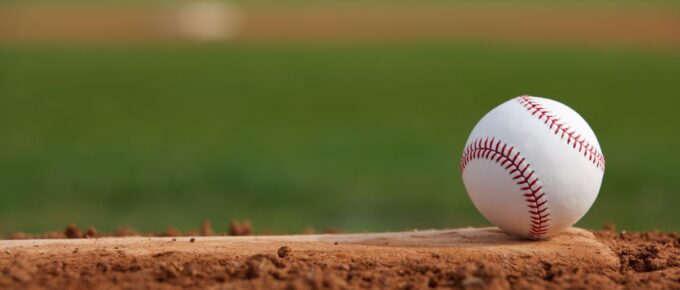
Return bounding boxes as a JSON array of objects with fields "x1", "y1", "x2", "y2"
[
  {"x1": 0, "y1": 226, "x2": 678, "y2": 290},
  {"x1": 0, "y1": 5, "x2": 679, "y2": 49},
  {"x1": 240, "y1": 6, "x2": 680, "y2": 49}
]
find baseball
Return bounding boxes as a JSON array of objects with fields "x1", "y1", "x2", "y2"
[{"x1": 460, "y1": 96, "x2": 605, "y2": 240}]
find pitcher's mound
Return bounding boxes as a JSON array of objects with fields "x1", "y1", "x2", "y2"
[{"x1": 1, "y1": 227, "x2": 677, "y2": 289}]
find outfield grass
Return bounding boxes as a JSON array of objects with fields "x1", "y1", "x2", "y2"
[{"x1": 0, "y1": 43, "x2": 678, "y2": 235}]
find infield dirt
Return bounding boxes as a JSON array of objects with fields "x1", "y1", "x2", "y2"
[
  {"x1": 0, "y1": 226, "x2": 678, "y2": 290},
  {"x1": 1, "y1": 5, "x2": 679, "y2": 49}
]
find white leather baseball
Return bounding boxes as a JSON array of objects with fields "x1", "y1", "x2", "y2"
[{"x1": 460, "y1": 96, "x2": 605, "y2": 240}]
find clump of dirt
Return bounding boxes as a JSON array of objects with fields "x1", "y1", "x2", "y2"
[
  {"x1": 200, "y1": 220, "x2": 214, "y2": 236},
  {"x1": 277, "y1": 246, "x2": 291, "y2": 258},
  {"x1": 64, "y1": 224, "x2": 83, "y2": 239},
  {"x1": 85, "y1": 227, "x2": 98, "y2": 238},
  {"x1": 238, "y1": 254, "x2": 286, "y2": 280},
  {"x1": 229, "y1": 220, "x2": 252, "y2": 236}
]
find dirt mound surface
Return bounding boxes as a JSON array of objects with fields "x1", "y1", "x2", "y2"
[{"x1": 0, "y1": 227, "x2": 678, "y2": 290}]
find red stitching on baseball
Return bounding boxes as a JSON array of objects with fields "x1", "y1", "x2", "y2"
[
  {"x1": 461, "y1": 137, "x2": 549, "y2": 239},
  {"x1": 516, "y1": 96, "x2": 606, "y2": 170}
]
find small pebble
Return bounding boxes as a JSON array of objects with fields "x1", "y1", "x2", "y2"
[{"x1": 277, "y1": 246, "x2": 292, "y2": 258}]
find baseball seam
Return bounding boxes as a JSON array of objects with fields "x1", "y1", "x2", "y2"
[
  {"x1": 461, "y1": 137, "x2": 549, "y2": 239},
  {"x1": 516, "y1": 96, "x2": 606, "y2": 170}
]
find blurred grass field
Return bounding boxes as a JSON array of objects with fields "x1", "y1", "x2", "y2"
[{"x1": 1, "y1": 43, "x2": 679, "y2": 235}]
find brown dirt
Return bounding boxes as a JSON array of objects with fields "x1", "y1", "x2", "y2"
[
  {"x1": 0, "y1": 5, "x2": 679, "y2": 49},
  {"x1": 240, "y1": 6, "x2": 680, "y2": 49},
  {"x1": 0, "y1": 226, "x2": 677, "y2": 290},
  {"x1": 229, "y1": 220, "x2": 253, "y2": 236}
]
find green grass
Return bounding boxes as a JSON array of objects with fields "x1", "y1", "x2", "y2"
[{"x1": 0, "y1": 43, "x2": 678, "y2": 235}]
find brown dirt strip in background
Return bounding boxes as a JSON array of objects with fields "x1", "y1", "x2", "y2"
[
  {"x1": 241, "y1": 6, "x2": 680, "y2": 49},
  {"x1": 0, "y1": 227, "x2": 678, "y2": 290},
  {"x1": 0, "y1": 5, "x2": 679, "y2": 49}
]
